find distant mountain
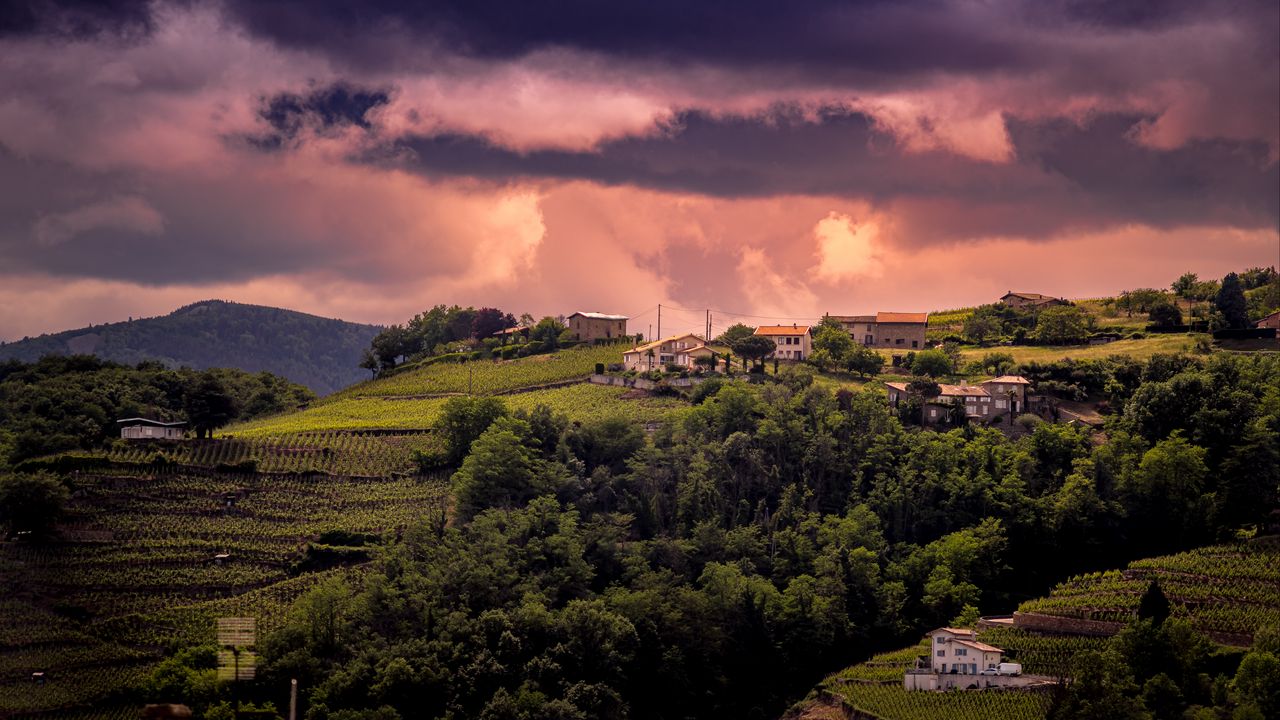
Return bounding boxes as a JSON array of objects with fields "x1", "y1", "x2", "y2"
[{"x1": 0, "y1": 300, "x2": 381, "y2": 395}]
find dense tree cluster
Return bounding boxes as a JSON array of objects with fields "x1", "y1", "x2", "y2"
[
  {"x1": 246, "y1": 351, "x2": 1279, "y2": 719},
  {"x1": 0, "y1": 355, "x2": 313, "y2": 464}
]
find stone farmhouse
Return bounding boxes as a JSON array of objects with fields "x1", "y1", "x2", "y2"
[
  {"x1": 829, "y1": 312, "x2": 928, "y2": 349},
  {"x1": 886, "y1": 375, "x2": 1031, "y2": 425},
  {"x1": 118, "y1": 417, "x2": 187, "y2": 440},
  {"x1": 566, "y1": 312, "x2": 628, "y2": 343},
  {"x1": 754, "y1": 324, "x2": 811, "y2": 360},
  {"x1": 1256, "y1": 310, "x2": 1280, "y2": 330},
  {"x1": 1000, "y1": 292, "x2": 1067, "y2": 310},
  {"x1": 622, "y1": 333, "x2": 712, "y2": 371}
]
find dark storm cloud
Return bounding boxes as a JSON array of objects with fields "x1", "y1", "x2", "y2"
[
  {"x1": 0, "y1": 0, "x2": 154, "y2": 38},
  {"x1": 381, "y1": 107, "x2": 1279, "y2": 239},
  {"x1": 250, "y1": 83, "x2": 391, "y2": 150}
]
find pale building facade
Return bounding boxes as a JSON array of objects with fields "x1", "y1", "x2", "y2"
[
  {"x1": 886, "y1": 376, "x2": 1032, "y2": 425},
  {"x1": 754, "y1": 325, "x2": 812, "y2": 360},
  {"x1": 622, "y1": 333, "x2": 711, "y2": 371},
  {"x1": 119, "y1": 418, "x2": 187, "y2": 440},
  {"x1": 829, "y1": 312, "x2": 928, "y2": 349},
  {"x1": 567, "y1": 312, "x2": 628, "y2": 343}
]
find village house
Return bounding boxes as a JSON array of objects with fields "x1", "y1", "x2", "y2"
[
  {"x1": 885, "y1": 375, "x2": 1031, "y2": 425},
  {"x1": 566, "y1": 312, "x2": 628, "y2": 343},
  {"x1": 754, "y1": 324, "x2": 811, "y2": 360},
  {"x1": 622, "y1": 333, "x2": 712, "y2": 371},
  {"x1": 927, "y1": 628, "x2": 1004, "y2": 675},
  {"x1": 494, "y1": 325, "x2": 529, "y2": 343},
  {"x1": 1256, "y1": 310, "x2": 1280, "y2": 330},
  {"x1": 999, "y1": 292, "x2": 1068, "y2": 310},
  {"x1": 118, "y1": 418, "x2": 187, "y2": 440},
  {"x1": 829, "y1": 312, "x2": 928, "y2": 349}
]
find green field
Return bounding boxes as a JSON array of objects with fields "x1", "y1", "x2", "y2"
[
  {"x1": 336, "y1": 343, "x2": 626, "y2": 398},
  {"x1": 222, "y1": 383, "x2": 687, "y2": 437},
  {"x1": 0, "y1": 470, "x2": 446, "y2": 714},
  {"x1": 956, "y1": 334, "x2": 1205, "y2": 364}
]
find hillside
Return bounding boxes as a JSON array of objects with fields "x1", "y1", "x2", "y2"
[
  {"x1": 0, "y1": 301, "x2": 381, "y2": 395},
  {"x1": 792, "y1": 540, "x2": 1280, "y2": 720}
]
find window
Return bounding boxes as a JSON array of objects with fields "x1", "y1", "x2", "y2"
[
  {"x1": 895, "y1": 338, "x2": 904, "y2": 345},
  {"x1": 996, "y1": 399, "x2": 1007, "y2": 409},
  {"x1": 929, "y1": 408, "x2": 937, "y2": 418},
  {"x1": 955, "y1": 648, "x2": 968, "y2": 656},
  {"x1": 936, "y1": 650, "x2": 945, "y2": 657},
  {"x1": 912, "y1": 340, "x2": 919, "y2": 348}
]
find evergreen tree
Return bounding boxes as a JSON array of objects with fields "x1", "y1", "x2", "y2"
[
  {"x1": 1137, "y1": 580, "x2": 1171, "y2": 625},
  {"x1": 1214, "y1": 272, "x2": 1249, "y2": 329}
]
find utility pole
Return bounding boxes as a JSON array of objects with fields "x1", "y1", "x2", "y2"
[
  {"x1": 657, "y1": 304, "x2": 662, "y2": 340},
  {"x1": 289, "y1": 678, "x2": 298, "y2": 720},
  {"x1": 705, "y1": 309, "x2": 711, "y2": 341}
]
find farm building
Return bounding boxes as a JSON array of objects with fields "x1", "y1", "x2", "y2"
[
  {"x1": 118, "y1": 418, "x2": 187, "y2": 440},
  {"x1": 829, "y1": 312, "x2": 928, "y2": 349},
  {"x1": 566, "y1": 312, "x2": 628, "y2": 343},
  {"x1": 1256, "y1": 310, "x2": 1280, "y2": 330},
  {"x1": 999, "y1": 292, "x2": 1068, "y2": 310},
  {"x1": 754, "y1": 324, "x2": 811, "y2": 360},
  {"x1": 886, "y1": 376, "x2": 1031, "y2": 425},
  {"x1": 622, "y1": 333, "x2": 711, "y2": 371}
]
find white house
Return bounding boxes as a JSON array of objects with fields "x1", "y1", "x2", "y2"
[
  {"x1": 754, "y1": 324, "x2": 811, "y2": 360},
  {"x1": 118, "y1": 418, "x2": 187, "y2": 440},
  {"x1": 622, "y1": 333, "x2": 712, "y2": 371},
  {"x1": 927, "y1": 628, "x2": 1003, "y2": 675}
]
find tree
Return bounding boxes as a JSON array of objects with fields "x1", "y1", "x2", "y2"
[
  {"x1": 811, "y1": 327, "x2": 854, "y2": 370},
  {"x1": 358, "y1": 349, "x2": 380, "y2": 378},
  {"x1": 439, "y1": 396, "x2": 509, "y2": 464},
  {"x1": 1147, "y1": 302, "x2": 1182, "y2": 328},
  {"x1": 731, "y1": 335, "x2": 778, "y2": 370},
  {"x1": 1234, "y1": 651, "x2": 1280, "y2": 719},
  {"x1": 1137, "y1": 580, "x2": 1171, "y2": 625},
  {"x1": 1172, "y1": 272, "x2": 1198, "y2": 312},
  {"x1": 910, "y1": 349, "x2": 952, "y2": 378},
  {"x1": 845, "y1": 344, "x2": 884, "y2": 378},
  {"x1": 1214, "y1": 272, "x2": 1249, "y2": 329},
  {"x1": 962, "y1": 308, "x2": 1002, "y2": 344},
  {"x1": 1035, "y1": 305, "x2": 1089, "y2": 345},
  {"x1": 0, "y1": 472, "x2": 69, "y2": 538},
  {"x1": 452, "y1": 418, "x2": 549, "y2": 520},
  {"x1": 472, "y1": 307, "x2": 516, "y2": 340},
  {"x1": 531, "y1": 317, "x2": 567, "y2": 349},
  {"x1": 184, "y1": 373, "x2": 240, "y2": 438},
  {"x1": 715, "y1": 323, "x2": 756, "y2": 346},
  {"x1": 370, "y1": 325, "x2": 413, "y2": 369}
]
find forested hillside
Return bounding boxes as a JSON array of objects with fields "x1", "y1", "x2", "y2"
[{"x1": 0, "y1": 301, "x2": 381, "y2": 395}]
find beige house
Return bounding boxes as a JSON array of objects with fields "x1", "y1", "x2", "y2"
[
  {"x1": 623, "y1": 333, "x2": 712, "y2": 371},
  {"x1": 1000, "y1": 292, "x2": 1067, "y2": 310},
  {"x1": 567, "y1": 312, "x2": 628, "y2": 343},
  {"x1": 755, "y1": 325, "x2": 811, "y2": 360},
  {"x1": 830, "y1": 312, "x2": 928, "y2": 349},
  {"x1": 119, "y1": 418, "x2": 187, "y2": 440},
  {"x1": 927, "y1": 628, "x2": 1003, "y2": 675},
  {"x1": 886, "y1": 375, "x2": 1032, "y2": 425}
]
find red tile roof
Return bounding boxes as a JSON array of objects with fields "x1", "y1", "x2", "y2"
[
  {"x1": 876, "y1": 312, "x2": 929, "y2": 324},
  {"x1": 754, "y1": 325, "x2": 810, "y2": 336}
]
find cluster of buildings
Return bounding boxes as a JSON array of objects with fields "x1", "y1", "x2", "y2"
[{"x1": 885, "y1": 376, "x2": 1031, "y2": 425}]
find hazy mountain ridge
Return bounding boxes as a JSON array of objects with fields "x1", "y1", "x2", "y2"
[{"x1": 0, "y1": 300, "x2": 381, "y2": 394}]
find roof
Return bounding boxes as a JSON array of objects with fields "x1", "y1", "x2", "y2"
[
  {"x1": 829, "y1": 314, "x2": 877, "y2": 324},
  {"x1": 754, "y1": 325, "x2": 811, "y2": 336},
  {"x1": 983, "y1": 375, "x2": 1031, "y2": 385},
  {"x1": 937, "y1": 383, "x2": 989, "y2": 398},
  {"x1": 568, "y1": 311, "x2": 628, "y2": 321},
  {"x1": 626, "y1": 333, "x2": 707, "y2": 354},
  {"x1": 1002, "y1": 291, "x2": 1058, "y2": 301},
  {"x1": 954, "y1": 639, "x2": 1004, "y2": 653},
  {"x1": 929, "y1": 627, "x2": 977, "y2": 637},
  {"x1": 117, "y1": 417, "x2": 188, "y2": 427},
  {"x1": 876, "y1": 311, "x2": 928, "y2": 324},
  {"x1": 495, "y1": 326, "x2": 528, "y2": 335},
  {"x1": 885, "y1": 382, "x2": 911, "y2": 392}
]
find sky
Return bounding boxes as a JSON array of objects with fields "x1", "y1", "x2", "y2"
[{"x1": 0, "y1": 0, "x2": 1277, "y2": 341}]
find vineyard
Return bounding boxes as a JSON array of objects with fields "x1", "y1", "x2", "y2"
[
  {"x1": 0, "y1": 469, "x2": 447, "y2": 714},
  {"x1": 1016, "y1": 542, "x2": 1280, "y2": 641},
  {"x1": 222, "y1": 383, "x2": 688, "y2": 437},
  {"x1": 103, "y1": 432, "x2": 441, "y2": 476},
  {"x1": 332, "y1": 343, "x2": 627, "y2": 399}
]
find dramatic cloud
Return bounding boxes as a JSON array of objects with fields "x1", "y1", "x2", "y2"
[{"x1": 0, "y1": 0, "x2": 1275, "y2": 342}]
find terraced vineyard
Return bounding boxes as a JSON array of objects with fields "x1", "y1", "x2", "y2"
[
  {"x1": 223, "y1": 383, "x2": 687, "y2": 437},
  {"x1": 0, "y1": 470, "x2": 447, "y2": 715},
  {"x1": 1017, "y1": 542, "x2": 1280, "y2": 642},
  {"x1": 103, "y1": 432, "x2": 440, "y2": 475},
  {"x1": 828, "y1": 683, "x2": 1053, "y2": 720},
  {"x1": 336, "y1": 343, "x2": 627, "y2": 399}
]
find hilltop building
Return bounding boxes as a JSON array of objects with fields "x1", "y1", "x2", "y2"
[
  {"x1": 566, "y1": 312, "x2": 628, "y2": 343},
  {"x1": 829, "y1": 312, "x2": 928, "y2": 349},
  {"x1": 118, "y1": 418, "x2": 187, "y2": 440},
  {"x1": 622, "y1": 333, "x2": 711, "y2": 371},
  {"x1": 885, "y1": 376, "x2": 1031, "y2": 424},
  {"x1": 1000, "y1": 292, "x2": 1067, "y2": 310},
  {"x1": 754, "y1": 324, "x2": 811, "y2": 360}
]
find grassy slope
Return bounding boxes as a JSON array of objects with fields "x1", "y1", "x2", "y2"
[
  {"x1": 792, "y1": 540, "x2": 1280, "y2": 720},
  {"x1": 955, "y1": 334, "x2": 1205, "y2": 364}
]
